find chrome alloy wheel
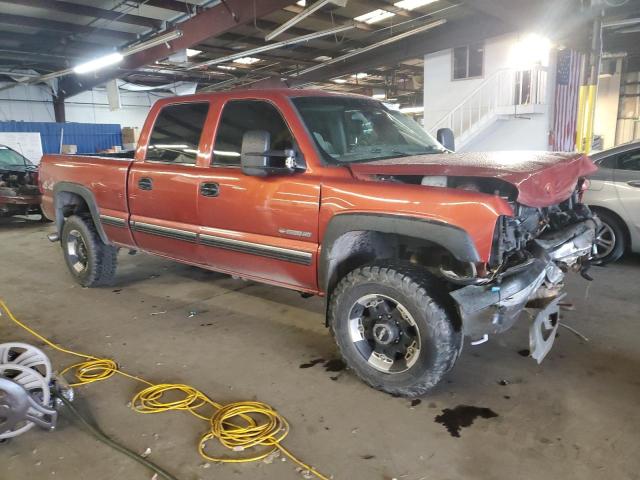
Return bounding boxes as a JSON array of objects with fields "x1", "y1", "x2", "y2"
[
  {"x1": 593, "y1": 221, "x2": 616, "y2": 260},
  {"x1": 65, "y1": 229, "x2": 89, "y2": 273},
  {"x1": 347, "y1": 294, "x2": 421, "y2": 374}
]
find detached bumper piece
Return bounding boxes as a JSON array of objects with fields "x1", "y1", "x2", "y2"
[{"x1": 450, "y1": 219, "x2": 596, "y2": 360}]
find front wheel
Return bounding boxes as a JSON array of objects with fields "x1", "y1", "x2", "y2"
[
  {"x1": 592, "y1": 210, "x2": 626, "y2": 265},
  {"x1": 60, "y1": 215, "x2": 118, "y2": 287},
  {"x1": 328, "y1": 264, "x2": 462, "y2": 397}
]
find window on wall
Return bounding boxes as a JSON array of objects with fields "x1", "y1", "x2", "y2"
[
  {"x1": 452, "y1": 44, "x2": 484, "y2": 80},
  {"x1": 146, "y1": 102, "x2": 209, "y2": 165},
  {"x1": 212, "y1": 100, "x2": 295, "y2": 166}
]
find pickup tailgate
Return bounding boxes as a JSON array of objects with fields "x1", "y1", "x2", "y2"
[{"x1": 39, "y1": 154, "x2": 133, "y2": 238}]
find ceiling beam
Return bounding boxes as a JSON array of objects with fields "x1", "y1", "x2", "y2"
[
  {"x1": 0, "y1": 0, "x2": 163, "y2": 29},
  {"x1": 140, "y1": 0, "x2": 201, "y2": 13},
  {"x1": 0, "y1": 13, "x2": 137, "y2": 42},
  {"x1": 352, "y1": 0, "x2": 420, "y2": 19},
  {"x1": 292, "y1": 13, "x2": 511, "y2": 83},
  {"x1": 58, "y1": 0, "x2": 295, "y2": 98},
  {"x1": 283, "y1": 3, "x2": 373, "y2": 31}
]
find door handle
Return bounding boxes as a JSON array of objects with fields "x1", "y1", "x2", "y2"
[
  {"x1": 138, "y1": 177, "x2": 153, "y2": 191},
  {"x1": 627, "y1": 180, "x2": 640, "y2": 188},
  {"x1": 200, "y1": 182, "x2": 219, "y2": 197}
]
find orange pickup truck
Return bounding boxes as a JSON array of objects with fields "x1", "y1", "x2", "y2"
[{"x1": 39, "y1": 89, "x2": 598, "y2": 396}]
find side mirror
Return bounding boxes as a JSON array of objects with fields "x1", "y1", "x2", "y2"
[
  {"x1": 240, "y1": 130, "x2": 300, "y2": 177},
  {"x1": 436, "y1": 128, "x2": 455, "y2": 152}
]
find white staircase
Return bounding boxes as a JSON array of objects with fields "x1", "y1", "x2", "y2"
[{"x1": 428, "y1": 66, "x2": 548, "y2": 150}]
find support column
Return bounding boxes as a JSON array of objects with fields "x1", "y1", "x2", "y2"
[{"x1": 53, "y1": 93, "x2": 65, "y2": 123}]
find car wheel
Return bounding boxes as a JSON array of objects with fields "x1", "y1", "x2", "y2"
[
  {"x1": 328, "y1": 263, "x2": 462, "y2": 397},
  {"x1": 61, "y1": 215, "x2": 118, "y2": 287},
  {"x1": 592, "y1": 210, "x2": 626, "y2": 265}
]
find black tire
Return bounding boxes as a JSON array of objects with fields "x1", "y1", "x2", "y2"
[
  {"x1": 328, "y1": 263, "x2": 462, "y2": 397},
  {"x1": 592, "y1": 209, "x2": 626, "y2": 265},
  {"x1": 60, "y1": 215, "x2": 118, "y2": 287}
]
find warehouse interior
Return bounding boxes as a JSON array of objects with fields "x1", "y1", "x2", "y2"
[{"x1": 1, "y1": 1, "x2": 639, "y2": 480}]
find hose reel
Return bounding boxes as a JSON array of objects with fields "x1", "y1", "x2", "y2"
[{"x1": 0, "y1": 343, "x2": 60, "y2": 440}]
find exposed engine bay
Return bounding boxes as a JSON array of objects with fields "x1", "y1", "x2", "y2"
[
  {"x1": 374, "y1": 173, "x2": 597, "y2": 363},
  {"x1": 0, "y1": 149, "x2": 42, "y2": 218},
  {"x1": 0, "y1": 169, "x2": 40, "y2": 198}
]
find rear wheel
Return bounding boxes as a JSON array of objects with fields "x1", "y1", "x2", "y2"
[
  {"x1": 592, "y1": 210, "x2": 626, "y2": 265},
  {"x1": 328, "y1": 264, "x2": 462, "y2": 397},
  {"x1": 60, "y1": 215, "x2": 118, "y2": 287}
]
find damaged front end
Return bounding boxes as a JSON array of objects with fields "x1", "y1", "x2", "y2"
[
  {"x1": 449, "y1": 193, "x2": 597, "y2": 363},
  {"x1": 0, "y1": 169, "x2": 42, "y2": 218}
]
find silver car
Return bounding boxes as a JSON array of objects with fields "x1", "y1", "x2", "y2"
[{"x1": 583, "y1": 141, "x2": 640, "y2": 264}]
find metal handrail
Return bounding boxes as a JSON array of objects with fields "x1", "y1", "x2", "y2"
[{"x1": 428, "y1": 66, "x2": 548, "y2": 143}]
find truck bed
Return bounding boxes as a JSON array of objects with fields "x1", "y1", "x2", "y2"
[{"x1": 39, "y1": 154, "x2": 133, "y2": 224}]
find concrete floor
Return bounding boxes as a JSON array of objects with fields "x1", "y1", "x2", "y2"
[{"x1": 1, "y1": 216, "x2": 639, "y2": 480}]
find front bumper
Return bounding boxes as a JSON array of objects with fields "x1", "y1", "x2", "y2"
[
  {"x1": 450, "y1": 218, "x2": 597, "y2": 359},
  {"x1": 0, "y1": 195, "x2": 42, "y2": 217}
]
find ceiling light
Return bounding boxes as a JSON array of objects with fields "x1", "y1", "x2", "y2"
[
  {"x1": 394, "y1": 0, "x2": 438, "y2": 10},
  {"x1": 190, "y1": 25, "x2": 354, "y2": 69},
  {"x1": 122, "y1": 30, "x2": 183, "y2": 56},
  {"x1": 333, "y1": 78, "x2": 348, "y2": 83},
  {"x1": 217, "y1": 65, "x2": 237, "y2": 70},
  {"x1": 296, "y1": 0, "x2": 306, "y2": 5},
  {"x1": 508, "y1": 33, "x2": 552, "y2": 69},
  {"x1": 292, "y1": 19, "x2": 446, "y2": 77},
  {"x1": 186, "y1": 48, "x2": 202, "y2": 57},
  {"x1": 233, "y1": 57, "x2": 261, "y2": 65},
  {"x1": 351, "y1": 72, "x2": 368, "y2": 79},
  {"x1": 73, "y1": 52, "x2": 123, "y2": 74},
  {"x1": 266, "y1": 0, "x2": 348, "y2": 41},
  {"x1": 354, "y1": 9, "x2": 396, "y2": 24}
]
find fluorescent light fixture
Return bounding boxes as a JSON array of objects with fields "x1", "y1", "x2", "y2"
[
  {"x1": 332, "y1": 78, "x2": 348, "y2": 83},
  {"x1": 399, "y1": 106, "x2": 424, "y2": 114},
  {"x1": 266, "y1": 0, "x2": 348, "y2": 41},
  {"x1": 394, "y1": 0, "x2": 438, "y2": 10},
  {"x1": 150, "y1": 144, "x2": 190, "y2": 149},
  {"x1": 186, "y1": 48, "x2": 202, "y2": 57},
  {"x1": 292, "y1": 19, "x2": 446, "y2": 77},
  {"x1": 191, "y1": 25, "x2": 353, "y2": 69},
  {"x1": 73, "y1": 52, "x2": 123, "y2": 74},
  {"x1": 354, "y1": 9, "x2": 396, "y2": 24},
  {"x1": 123, "y1": 30, "x2": 183, "y2": 56},
  {"x1": 213, "y1": 150, "x2": 241, "y2": 157},
  {"x1": 233, "y1": 57, "x2": 261, "y2": 65},
  {"x1": 217, "y1": 65, "x2": 237, "y2": 70}
]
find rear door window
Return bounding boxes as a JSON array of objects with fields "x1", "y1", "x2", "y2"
[
  {"x1": 146, "y1": 102, "x2": 210, "y2": 165},
  {"x1": 212, "y1": 100, "x2": 294, "y2": 166}
]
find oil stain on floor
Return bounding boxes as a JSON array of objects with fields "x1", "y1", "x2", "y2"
[{"x1": 435, "y1": 405, "x2": 498, "y2": 437}]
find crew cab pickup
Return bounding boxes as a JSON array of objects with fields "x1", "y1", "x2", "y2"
[{"x1": 40, "y1": 89, "x2": 598, "y2": 397}]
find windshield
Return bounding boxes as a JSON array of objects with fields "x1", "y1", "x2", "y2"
[
  {"x1": 0, "y1": 146, "x2": 33, "y2": 170},
  {"x1": 292, "y1": 96, "x2": 445, "y2": 164}
]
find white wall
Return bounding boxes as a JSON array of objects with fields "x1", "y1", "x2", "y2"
[
  {"x1": 0, "y1": 82, "x2": 169, "y2": 129},
  {"x1": 594, "y1": 59, "x2": 622, "y2": 149},
  {"x1": 423, "y1": 33, "x2": 555, "y2": 151}
]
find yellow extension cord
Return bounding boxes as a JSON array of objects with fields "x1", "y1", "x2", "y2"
[{"x1": 0, "y1": 300, "x2": 329, "y2": 480}]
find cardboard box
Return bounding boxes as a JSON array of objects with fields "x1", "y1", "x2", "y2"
[
  {"x1": 61, "y1": 144, "x2": 77, "y2": 154},
  {"x1": 122, "y1": 127, "x2": 139, "y2": 145}
]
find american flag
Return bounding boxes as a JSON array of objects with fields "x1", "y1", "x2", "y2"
[{"x1": 552, "y1": 49, "x2": 583, "y2": 151}]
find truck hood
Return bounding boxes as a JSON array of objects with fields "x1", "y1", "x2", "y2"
[{"x1": 348, "y1": 151, "x2": 597, "y2": 207}]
